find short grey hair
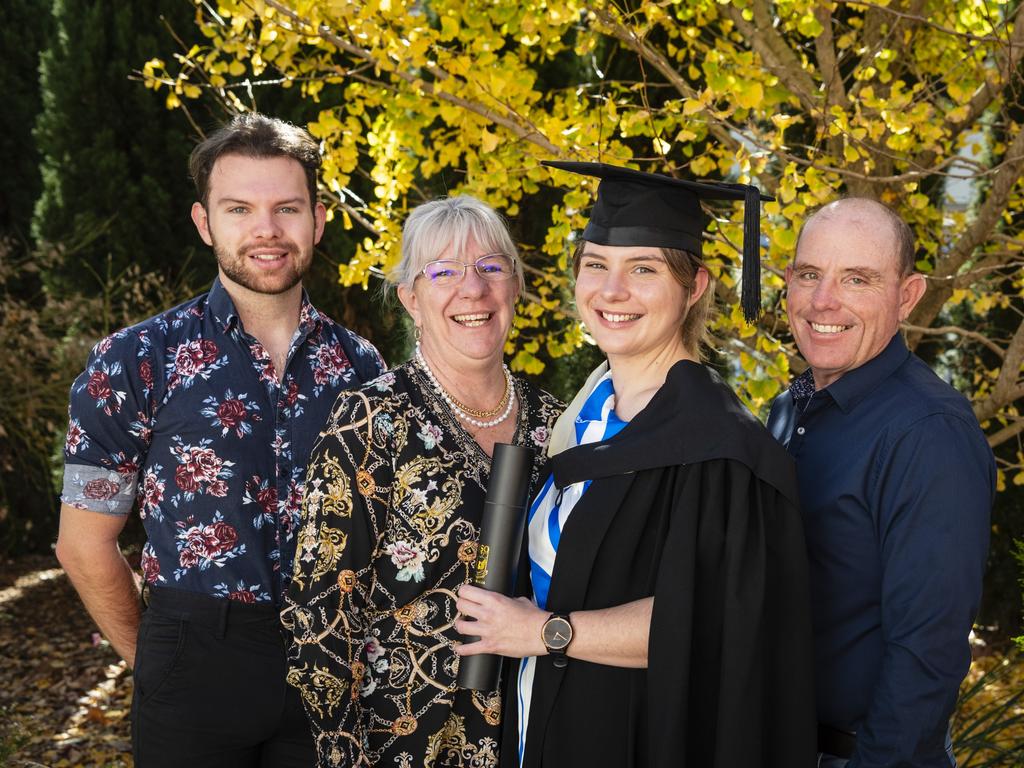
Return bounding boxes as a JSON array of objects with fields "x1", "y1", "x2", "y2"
[{"x1": 389, "y1": 195, "x2": 523, "y2": 290}]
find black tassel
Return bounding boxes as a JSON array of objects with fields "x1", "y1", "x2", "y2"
[{"x1": 741, "y1": 185, "x2": 762, "y2": 324}]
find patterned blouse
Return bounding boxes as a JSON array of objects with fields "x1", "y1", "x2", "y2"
[{"x1": 283, "y1": 361, "x2": 562, "y2": 768}]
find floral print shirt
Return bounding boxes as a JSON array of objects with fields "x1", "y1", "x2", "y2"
[
  {"x1": 282, "y1": 361, "x2": 562, "y2": 767},
  {"x1": 62, "y1": 278, "x2": 386, "y2": 604}
]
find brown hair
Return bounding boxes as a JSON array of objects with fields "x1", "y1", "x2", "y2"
[
  {"x1": 572, "y1": 241, "x2": 715, "y2": 360},
  {"x1": 188, "y1": 113, "x2": 321, "y2": 209}
]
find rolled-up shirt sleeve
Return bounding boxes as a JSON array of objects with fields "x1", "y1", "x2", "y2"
[
  {"x1": 62, "y1": 328, "x2": 155, "y2": 516},
  {"x1": 852, "y1": 413, "x2": 993, "y2": 768}
]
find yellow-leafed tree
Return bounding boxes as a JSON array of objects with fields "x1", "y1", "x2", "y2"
[{"x1": 146, "y1": 0, "x2": 1024, "y2": 482}]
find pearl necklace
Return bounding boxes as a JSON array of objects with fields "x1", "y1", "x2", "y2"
[{"x1": 414, "y1": 342, "x2": 516, "y2": 429}]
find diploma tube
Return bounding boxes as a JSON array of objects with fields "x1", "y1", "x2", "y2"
[{"x1": 457, "y1": 442, "x2": 535, "y2": 691}]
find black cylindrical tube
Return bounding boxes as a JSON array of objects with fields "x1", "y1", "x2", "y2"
[{"x1": 457, "y1": 442, "x2": 535, "y2": 691}]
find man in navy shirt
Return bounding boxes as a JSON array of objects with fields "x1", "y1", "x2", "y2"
[
  {"x1": 768, "y1": 198, "x2": 994, "y2": 768},
  {"x1": 56, "y1": 113, "x2": 385, "y2": 767}
]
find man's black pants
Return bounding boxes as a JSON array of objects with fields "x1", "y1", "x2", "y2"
[{"x1": 131, "y1": 586, "x2": 315, "y2": 767}]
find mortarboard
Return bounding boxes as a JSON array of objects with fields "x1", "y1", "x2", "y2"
[{"x1": 543, "y1": 160, "x2": 772, "y2": 323}]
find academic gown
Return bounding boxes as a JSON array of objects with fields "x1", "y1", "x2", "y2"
[{"x1": 500, "y1": 360, "x2": 816, "y2": 768}]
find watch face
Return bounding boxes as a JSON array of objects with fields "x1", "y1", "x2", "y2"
[{"x1": 543, "y1": 616, "x2": 572, "y2": 651}]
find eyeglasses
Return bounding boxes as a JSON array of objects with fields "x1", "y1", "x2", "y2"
[{"x1": 417, "y1": 254, "x2": 516, "y2": 286}]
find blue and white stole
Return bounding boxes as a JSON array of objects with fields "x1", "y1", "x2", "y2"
[{"x1": 515, "y1": 371, "x2": 627, "y2": 764}]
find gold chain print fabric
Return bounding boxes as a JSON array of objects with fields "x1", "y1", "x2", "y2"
[{"x1": 283, "y1": 363, "x2": 562, "y2": 767}]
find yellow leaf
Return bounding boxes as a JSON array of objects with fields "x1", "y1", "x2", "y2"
[
  {"x1": 908, "y1": 193, "x2": 929, "y2": 210},
  {"x1": 772, "y1": 227, "x2": 797, "y2": 251},
  {"x1": 748, "y1": 377, "x2": 780, "y2": 401},
  {"x1": 735, "y1": 81, "x2": 763, "y2": 110},
  {"x1": 511, "y1": 349, "x2": 545, "y2": 375},
  {"x1": 690, "y1": 155, "x2": 716, "y2": 176},
  {"x1": 682, "y1": 99, "x2": 705, "y2": 116},
  {"x1": 778, "y1": 179, "x2": 797, "y2": 204},
  {"x1": 480, "y1": 129, "x2": 500, "y2": 153},
  {"x1": 771, "y1": 113, "x2": 800, "y2": 130},
  {"x1": 441, "y1": 15, "x2": 459, "y2": 40},
  {"x1": 797, "y1": 12, "x2": 824, "y2": 37}
]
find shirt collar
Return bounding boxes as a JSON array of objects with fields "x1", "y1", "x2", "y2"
[
  {"x1": 789, "y1": 368, "x2": 816, "y2": 406},
  {"x1": 207, "y1": 277, "x2": 322, "y2": 336},
  {"x1": 798, "y1": 333, "x2": 910, "y2": 413},
  {"x1": 207, "y1": 277, "x2": 239, "y2": 332},
  {"x1": 297, "y1": 295, "x2": 323, "y2": 336}
]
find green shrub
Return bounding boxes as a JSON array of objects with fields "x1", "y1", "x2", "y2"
[{"x1": 953, "y1": 653, "x2": 1024, "y2": 767}]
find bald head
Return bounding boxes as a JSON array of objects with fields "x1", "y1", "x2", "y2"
[
  {"x1": 798, "y1": 198, "x2": 916, "y2": 277},
  {"x1": 786, "y1": 197, "x2": 927, "y2": 388}
]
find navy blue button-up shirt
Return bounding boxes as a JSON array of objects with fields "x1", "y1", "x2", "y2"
[
  {"x1": 62, "y1": 278, "x2": 385, "y2": 604},
  {"x1": 768, "y1": 334, "x2": 993, "y2": 767}
]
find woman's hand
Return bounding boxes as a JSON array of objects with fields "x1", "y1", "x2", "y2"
[
  {"x1": 454, "y1": 584, "x2": 548, "y2": 659},
  {"x1": 456, "y1": 586, "x2": 652, "y2": 667}
]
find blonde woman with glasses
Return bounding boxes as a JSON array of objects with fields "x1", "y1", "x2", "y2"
[{"x1": 283, "y1": 195, "x2": 562, "y2": 767}]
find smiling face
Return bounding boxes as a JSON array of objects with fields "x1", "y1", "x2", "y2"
[
  {"x1": 190, "y1": 154, "x2": 326, "y2": 297},
  {"x1": 786, "y1": 201, "x2": 926, "y2": 389},
  {"x1": 397, "y1": 240, "x2": 519, "y2": 375},
  {"x1": 574, "y1": 242, "x2": 709, "y2": 367}
]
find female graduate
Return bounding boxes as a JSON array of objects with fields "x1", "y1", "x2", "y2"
[{"x1": 454, "y1": 161, "x2": 817, "y2": 768}]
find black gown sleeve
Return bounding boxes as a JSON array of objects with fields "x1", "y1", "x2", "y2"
[{"x1": 647, "y1": 458, "x2": 817, "y2": 768}]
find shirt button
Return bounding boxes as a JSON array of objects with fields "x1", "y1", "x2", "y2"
[{"x1": 796, "y1": 426, "x2": 806, "y2": 435}]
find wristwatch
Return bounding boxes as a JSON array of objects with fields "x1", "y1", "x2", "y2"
[{"x1": 541, "y1": 612, "x2": 573, "y2": 668}]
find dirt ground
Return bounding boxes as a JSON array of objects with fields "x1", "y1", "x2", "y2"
[
  {"x1": 1, "y1": 555, "x2": 131, "y2": 768},
  {"x1": 1, "y1": 555, "x2": 1021, "y2": 768}
]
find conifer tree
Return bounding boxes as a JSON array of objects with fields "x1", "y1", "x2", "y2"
[
  {"x1": 34, "y1": 0, "x2": 210, "y2": 299},
  {"x1": 0, "y1": 0, "x2": 52, "y2": 241}
]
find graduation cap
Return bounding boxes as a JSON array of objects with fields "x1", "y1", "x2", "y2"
[{"x1": 543, "y1": 160, "x2": 773, "y2": 323}]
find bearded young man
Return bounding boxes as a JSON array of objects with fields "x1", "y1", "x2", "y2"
[{"x1": 56, "y1": 113, "x2": 385, "y2": 767}]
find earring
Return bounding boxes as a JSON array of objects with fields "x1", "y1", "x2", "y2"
[{"x1": 414, "y1": 325, "x2": 422, "y2": 340}]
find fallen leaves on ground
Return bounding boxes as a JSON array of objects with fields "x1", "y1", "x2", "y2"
[
  {"x1": 1, "y1": 555, "x2": 131, "y2": 767},
  {"x1": 0, "y1": 555, "x2": 1021, "y2": 767}
]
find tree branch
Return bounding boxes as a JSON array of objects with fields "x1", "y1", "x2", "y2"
[
  {"x1": 983, "y1": 416, "x2": 1024, "y2": 449},
  {"x1": 908, "y1": 121, "x2": 1024, "y2": 337},
  {"x1": 833, "y1": 0, "x2": 1014, "y2": 43},
  {"x1": 984, "y1": 312, "x2": 1024, "y2": 420},
  {"x1": 320, "y1": 188, "x2": 379, "y2": 236},
  {"x1": 586, "y1": 4, "x2": 741, "y2": 154},
  {"x1": 952, "y1": 2, "x2": 1024, "y2": 131},
  {"x1": 741, "y1": 126, "x2": 965, "y2": 184},
  {"x1": 901, "y1": 323, "x2": 1006, "y2": 359},
  {"x1": 717, "y1": 0, "x2": 819, "y2": 116},
  {"x1": 912, "y1": 2, "x2": 1024, "y2": 173},
  {"x1": 813, "y1": 4, "x2": 848, "y2": 111},
  {"x1": 263, "y1": 0, "x2": 562, "y2": 155}
]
